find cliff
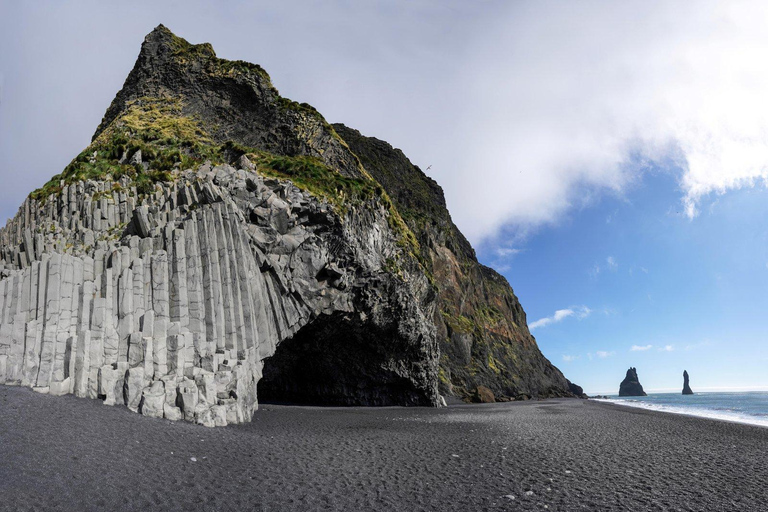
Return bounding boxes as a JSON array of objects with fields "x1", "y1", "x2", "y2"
[
  {"x1": 333, "y1": 125, "x2": 579, "y2": 400},
  {"x1": 618, "y1": 367, "x2": 647, "y2": 397},
  {"x1": 0, "y1": 25, "x2": 578, "y2": 425}
]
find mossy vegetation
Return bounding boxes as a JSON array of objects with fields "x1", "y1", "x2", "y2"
[
  {"x1": 30, "y1": 95, "x2": 420, "y2": 256},
  {"x1": 165, "y1": 25, "x2": 272, "y2": 83},
  {"x1": 487, "y1": 353, "x2": 505, "y2": 374},
  {"x1": 440, "y1": 310, "x2": 477, "y2": 335},
  {"x1": 476, "y1": 305, "x2": 504, "y2": 328},
  {"x1": 32, "y1": 97, "x2": 206, "y2": 200}
]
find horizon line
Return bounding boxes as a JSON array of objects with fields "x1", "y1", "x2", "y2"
[{"x1": 586, "y1": 386, "x2": 768, "y2": 395}]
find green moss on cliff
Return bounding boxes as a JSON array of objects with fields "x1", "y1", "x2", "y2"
[
  {"x1": 238, "y1": 148, "x2": 419, "y2": 256},
  {"x1": 441, "y1": 310, "x2": 477, "y2": 335},
  {"x1": 165, "y1": 25, "x2": 272, "y2": 83},
  {"x1": 31, "y1": 96, "x2": 419, "y2": 258},
  {"x1": 32, "y1": 97, "x2": 210, "y2": 200}
]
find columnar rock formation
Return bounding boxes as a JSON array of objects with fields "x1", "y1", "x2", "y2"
[
  {"x1": 0, "y1": 25, "x2": 581, "y2": 425},
  {"x1": 619, "y1": 367, "x2": 647, "y2": 397},
  {"x1": 0, "y1": 163, "x2": 438, "y2": 424},
  {"x1": 682, "y1": 370, "x2": 694, "y2": 395}
]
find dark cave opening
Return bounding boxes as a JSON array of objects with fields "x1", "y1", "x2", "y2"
[{"x1": 257, "y1": 311, "x2": 428, "y2": 406}]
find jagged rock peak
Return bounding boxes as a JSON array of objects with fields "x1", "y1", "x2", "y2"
[
  {"x1": 619, "y1": 367, "x2": 647, "y2": 397},
  {"x1": 92, "y1": 25, "x2": 365, "y2": 180},
  {"x1": 682, "y1": 370, "x2": 694, "y2": 395}
]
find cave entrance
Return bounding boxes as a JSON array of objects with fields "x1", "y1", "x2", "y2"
[{"x1": 257, "y1": 311, "x2": 425, "y2": 406}]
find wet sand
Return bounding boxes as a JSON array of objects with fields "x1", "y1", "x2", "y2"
[{"x1": 1, "y1": 386, "x2": 767, "y2": 511}]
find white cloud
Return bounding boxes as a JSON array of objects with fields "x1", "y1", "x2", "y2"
[
  {"x1": 606, "y1": 256, "x2": 618, "y2": 272},
  {"x1": 596, "y1": 350, "x2": 614, "y2": 358},
  {"x1": 529, "y1": 305, "x2": 592, "y2": 331},
  {"x1": 562, "y1": 354, "x2": 579, "y2": 362},
  {"x1": 6, "y1": 2, "x2": 768, "y2": 247},
  {"x1": 495, "y1": 247, "x2": 522, "y2": 258},
  {"x1": 659, "y1": 345, "x2": 675, "y2": 352},
  {"x1": 631, "y1": 344, "x2": 653, "y2": 351},
  {"x1": 448, "y1": 1, "x2": 768, "y2": 242}
]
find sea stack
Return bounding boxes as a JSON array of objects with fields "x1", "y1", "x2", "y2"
[
  {"x1": 618, "y1": 367, "x2": 647, "y2": 396},
  {"x1": 682, "y1": 370, "x2": 694, "y2": 395}
]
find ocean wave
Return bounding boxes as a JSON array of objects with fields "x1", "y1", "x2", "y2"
[{"x1": 593, "y1": 398, "x2": 768, "y2": 428}]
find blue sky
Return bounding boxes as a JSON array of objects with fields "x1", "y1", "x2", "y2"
[
  {"x1": 2, "y1": 1, "x2": 768, "y2": 394},
  {"x1": 478, "y1": 169, "x2": 768, "y2": 393}
]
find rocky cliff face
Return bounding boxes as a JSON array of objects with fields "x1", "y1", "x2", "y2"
[
  {"x1": 682, "y1": 370, "x2": 694, "y2": 395},
  {"x1": 0, "y1": 25, "x2": 577, "y2": 425},
  {"x1": 619, "y1": 367, "x2": 647, "y2": 397},
  {"x1": 333, "y1": 125, "x2": 579, "y2": 400}
]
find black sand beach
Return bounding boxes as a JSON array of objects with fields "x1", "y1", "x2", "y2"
[{"x1": 1, "y1": 386, "x2": 766, "y2": 511}]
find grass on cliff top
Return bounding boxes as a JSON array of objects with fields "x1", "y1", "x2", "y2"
[
  {"x1": 30, "y1": 96, "x2": 419, "y2": 254},
  {"x1": 166, "y1": 26, "x2": 272, "y2": 83},
  {"x1": 234, "y1": 146, "x2": 418, "y2": 253},
  {"x1": 32, "y1": 97, "x2": 216, "y2": 200}
]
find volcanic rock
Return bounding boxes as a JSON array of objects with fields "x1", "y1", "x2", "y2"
[
  {"x1": 682, "y1": 370, "x2": 694, "y2": 395},
  {"x1": 472, "y1": 385, "x2": 495, "y2": 403},
  {"x1": 0, "y1": 25, "x2": 581, "y2": 425},
  {"x1": 618, "y1": 367, "x2": 647, "y2": 397}
]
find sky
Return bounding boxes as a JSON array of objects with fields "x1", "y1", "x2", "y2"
[{"x1": 1, "y1": 1, "x2": 767, "y2": 394}]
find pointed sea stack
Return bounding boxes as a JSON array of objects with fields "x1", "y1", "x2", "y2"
[
  {"x1": 0, "y1": 25, "x2": 583, "y2": 425},
  {"x1": 618, "y1": 367, "x2": 647, "y2": 396},
  {"x1": 682, "y1": 370, "x2": 694, "y2": 395}
]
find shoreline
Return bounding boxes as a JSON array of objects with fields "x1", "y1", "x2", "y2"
[
  {"x1": 594, "y1": 395, "x2": 768, "y2": 429},
  {"x1": 1, "y1": 386, "x2": 767, "y2": 511}
]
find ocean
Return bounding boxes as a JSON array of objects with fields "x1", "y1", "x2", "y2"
[{"x1": 596, "y1": 392, "x2": 768, "y2": 428}]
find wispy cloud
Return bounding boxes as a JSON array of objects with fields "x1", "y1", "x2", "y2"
[
  {"x1": 659, "y1": 345, "x2": 675, "y2": 352},
  {"x1": 596, "y1": 350, "x2": 615, "y2": 358},
  {"x1": 495, "y1": 247, "x2": 522, "y2": 258},
  {"x1": 529, "y1": 306, "x2": 592, "y2": 331},
  {"x1": 562, "y1": 354, "x2": 579, "y2": 362},
  {"x1": 606, "y1": 256, "x2": 618, "y2": 272},
  {"x1": 631, "y1": 344, "x2": 653, "y2": 351}
]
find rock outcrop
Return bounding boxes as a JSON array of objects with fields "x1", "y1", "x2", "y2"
[
  {"x1": 682, "y1": 370, "x2": 694, "y2": 395},
  {"x1": 618, "y1": 367, "x2": 647, "y2": 397},
  {"x1": 0, "y1": 25, "x2": 580, "y2": 424},
  {"x1": 333, "y1": 125, "x2": 579, "y2": 401}
]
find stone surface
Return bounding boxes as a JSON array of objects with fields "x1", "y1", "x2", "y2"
[
  {"x1": 334, "y1": 124, "x2": 579, "y2": 401},
  {"x1": 140, "y1": 381, "x2": 165, "y2": 418},
  {"x1": 618, "y1": 367, "x2": 647, "y2": 397},
  {"x1": 472, "y1": 386, "x2": 496, "y2": 404},
  {"x1": 683, "y1": 370, "x2": 694, "y2": 395}
]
